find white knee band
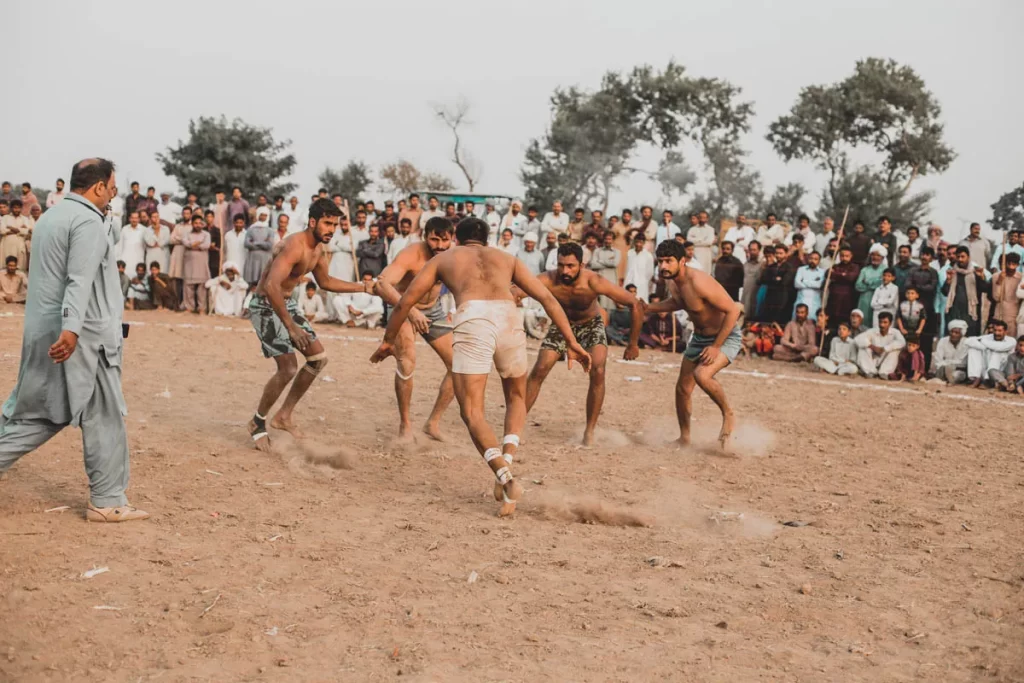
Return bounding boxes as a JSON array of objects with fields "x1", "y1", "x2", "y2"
[
  {"x1": 494, "y1": 466, "x2": 513, "y2": 485},
  {"x1": 502, "y1": 434, "x2": 520, "y2": 447},
  {"x1": 484, "y1": 448, "x2": 503, "y2": 463},
  {"x1": 395, "y1": 368, "x2": 413, "y2": 381}
]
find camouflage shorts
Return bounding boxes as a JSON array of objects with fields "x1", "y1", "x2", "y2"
[
  {"x1": 249, "y1": 293, "x2": 317, "y2": 358},
  {"x1": 541, "y1": 315, "x2": 607, "y2": 356}
]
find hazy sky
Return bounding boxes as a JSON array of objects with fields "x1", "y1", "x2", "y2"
[{"x1": 8, "y1": 0, "x2": 1022, "y2": 240}]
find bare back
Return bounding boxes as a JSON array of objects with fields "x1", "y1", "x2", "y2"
[
  {"x1": 539, "y1": 269, "x2": 603, "y2": 322},
  {"x1": 254, "y1": 232, "x2": 324, "y2": 298},
  {"x1": 667, "y1": 265, "x2": 734, "y2": 335},
  {"x1": 381, "y1": 241, "x2": 443, "y2": 309},
  {"x1": 433, "y1": 245, "x2": 517, "y2": 305}
]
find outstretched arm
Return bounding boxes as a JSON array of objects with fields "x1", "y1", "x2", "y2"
[
  {"x1": 513, "y1": 260, "x2": 591, "y2": 372},
  {"x1": 311, "y1": 253, "x2": 370, "y2": 295},
  {"x1": 590, "y1": 274, "x2": 644, "y2": 359},
  {"x1": 382, "y1": 259, "x2": 441, "y2": 345},
  {"x1": 375, "y1": 250, "x2": 432, "y2": 333}
]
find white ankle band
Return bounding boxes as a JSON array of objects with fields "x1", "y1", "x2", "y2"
[
  {"x1": 502, "y1": 434, "x2": 520, "y2": 447},
  {"x1": 494, "y1": 466, "x2": 513, "y2": 485},
  {"x1": 255, "y1": 412, "x2": 267, "y2": 420},
  {"x1": 484, "y1": 448, "x2": 503, "y2": 463},
  {"x1": 395, "y1": 369, "x2": 413, "y2": 381}
]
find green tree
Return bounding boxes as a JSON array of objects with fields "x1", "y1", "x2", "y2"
[
  {"x1": 767, "y1": 58, "x2": 954, "y2": 226},
  {"x1": 156, "y1": 116, "x2": 296, "y2": 204},
  {"x1": 761, "y1": 182, "x2": 809, "y2": 226},
  {"x1": 318, "y1": 161, "x2": 372, "y2": 202},
  {"x1": 816, "y1": 163, "x2": 932, "y2": 228},
  {"x1": 988, "y1": 182, "x2": 1024, "y2": 233}
]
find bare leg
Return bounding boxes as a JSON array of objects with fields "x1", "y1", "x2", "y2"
[
  {"x1": 674, "y1": 359, "x2": 697, "y2": 446},
  {"x1": 583, "y1": 345, "x2": 608, "y2": 446},
  {"x1": 525, "y1": 349, "x2": 560, "y2": 413},
  {"x1": 453, "y1": 372, "x2": 522, "y2": 517},
  {"x1": 500, "y1": 373, "x2": 527, "y2": 463},
  {"x1": 423, "y1": 334, "x2": 455, "y2": 441},
  {"x1": 692, "y1": 353, "x2": 735, "y2": 452},
  {"x1": 393, "y1": 323, "x2": 416, "y2": 440},
  {"x1": 249, "y1": 353, "x2": 299, "y2": 451},
  {"x1": 270, "y1": 340, "x2": 325, "y2": 439}
]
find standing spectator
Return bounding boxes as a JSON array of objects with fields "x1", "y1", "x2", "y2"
[
  {"x1": 793, "y1": 251, "x2": 825, "y2": 316},
  {"x1": 892, "y1": 244, "x2": 914, "y2": 295},
  {"x1": 525, "y1": 206, "x2": 543, "y2": 241},
  {"x1": 399, "y1": 194, "x2": 423, "y2": 237},
  {"x1": 541, "y1": 231, "x2": 559, "y2": 268},
  {"x1": 713, "y1": 241, "x2": 744, "y2": 301},
  {"x1": 932, "y1": 319, "x2": 969, "y2": 384},
  {"x1": 496, "y1": 228, "x2": 518, "y2": 256},
  {"x1": 758, "y1": 245, "x2": 792, "y2": 325},
  {"x1": 181, "y1": 214, "x2": 211, "y2": 313},
  {"x1": 269, "y1": 195, "x2": 286, "y2": 227},
  {"x1": 300, "y1": 282, "x2": 330, "y2": 322},
  {"x1": 501, "y1": 200, "x2": 529, "y2": 249},
  {"x1": 364, "y1": 199, "x2": 378, "y2": 225},
  {"x1": 388, "y1": 218, "x2": 414, "y2": 263},
  {"x1": 855, "y1": 246, "x2": 887, "y2": 325},
  {"x1": 989, "y1": 230, "x2": 1024, "y2": 271},
  {"x1": 143, "y1": 209, "x2": 171, "y2": 273},
  {"x1": 756, "y1": 212, "x2": 786, "y2": 247},
  {"x1": 567, "y1": 207, "x2": 587, "y2": 243},
  {"x1": 227, "y1": 186, "x2": 250, "y2": 228},
  {"x1": 349, "y1": 208, "x2": 370, "y2": 244},
  {"x1": 0, "y1": 181, "x2": 14, "y2": 202},
  {"x1": 46, "y1": 178, "x2": 66, "y2": 208},
  {"x1": 157, "y1": 191, "x2": 181, "y2": 228},
  {"x1": 243, "y1": 209, "x2": 275, "y2": 286},
  {"x1": 282, "y1": 196, "x2": 304, "y2": 234},
  {"x1": 871, "y1": 215, "x2": 897, "y2": 266},
  {"x1": 772, "y1": 303, "x2": 817, "y2": 362},
  {"x1": 582, "y1": 233, "x2": 599, "y2": 266},
  {"x1": 815, "y1": 217, "x2": 837, "y2": 255},
  {"x1": 540, "y1": 200, "x2": 569, "y2": 240},
  {"x1": 334, "y1": 272, "x2": 384, "y2": 328},
  {"x1": 223, "y1": 214, "x2": 248, "y2": 279},
  {"x1": 205, "y1": 209, "x2": 222, "y2": 278},
  {"x1": 116, "y1": 210, "x2": 146, "y2": 273},
  {"x1": 960, "y1": 222, "x2": 991, "y2": 271},
  {"x1": 656, "y1": 210, "x2": 682, "y2": 249},
  {"x1": 123, "y1": 181, "x2": 143, "y2": 223},
  {"x1": 356, "y1": 225, "x2": 386, "y2": 277},
  {"x1": 855, "y1": 312, "x2": 905, "y2": 378},
  {"x1": 167, "y1": 206, "x2": 193, "y2": 305},
  {"x1": 942, "y1": 246, "x2": 991, "y2": 337},
  {"x1": 625, "y1": 234, "x2": 654, "y2": 302},
  {"x1": 272, "y1": 214, "x2": 290, "y2": 245},
  {"x1": 518, "y1": 232, "x2": 546, "y2": 276},
  {"x1": 687, "y1": 210, "x2": 715, "y2": 271},
  {"x1": 326, "y1": 214, "x2": 359, "y2": 282},
  {"x1": 0, "y1": 255, "x2": 27, "y2": 303},
  {"x1": 906, "y1": 226, "x2": 924, "y2": 263},
  {"x1": 907, "y1": 246, "x2": 940, "y2": 368},
  {"x1": 965, "y1": 319, "x2": 1015, "y2": 388},
  {"x1": 934, "y1": 243, "x2": 959, "y2": 332},
  {"x1": 0, "y1": 200, "x2": 31, "y2": 272},
  {"x1": 205, "y1": 262, "x2": 247, "y2": 317},
  {"x1": 926, "y1": 225, "x2": 945, "y2": 254},
  {"x1": 896, "y1": 286, "x2": 927, "y2": 340},
  {"x1": 847, "y1": 220, "x2": 871, "y2": 266},
  {"x1": 814, "y1": 321, "x2": 858, "y2": 375},
  {"x1": 871, "y1": 268, "x2": 899, "y2": 323},
  {"x1": 377, "y1": 201, "x2": 398, "y2": 235},
  {"x1": 785, "y1": 214, "x2": 816, "y2": 255},
  {"x1": 990, "y1": 253, "x2": 1021, "y2": 328},
  {"x1": 589, "y1": 231, "x2": 621, "y2": 310},
  {"x1": 138, "y1": 186, "x2": 158, "y2": 217},
  {"x1": 888, "y1": 335, "x2": 926, "y2": 382},
  {"x1": 723, "y1": 215, "x2": 756, "y2": 263},
  {"x1": 418, "y1": 195, "x2": 443, "y2": 232},
  {"x1": 18, "y1": 183, "x2": 40, "y2": 217},
  {"x1": 209, "y1": 189, "x2": 230, "y2": 234},
  {"x1": 632, "y1": 205, "x2": 656, "y2": 246},
  {"x1": 249, "y1": 194, "x2": 270, "y2": 225},
  {"x1": 991, "y1": 336, "x2": 1024, "y2": 394},
  {"x1": 741, "y1": 240, "x2": 763, "y2": 316},
  {"x1": 484, "y1": 201, "x2": 502, "y2": 238},
  {"x1": 183, "y1": 192, "x2": 201, "y2": 214}
]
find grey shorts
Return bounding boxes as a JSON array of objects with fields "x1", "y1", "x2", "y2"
[
  {"x1": 418, "y1": 298, "x2": 452, "y2": 341},
  {"x1": 249, "y1": 294, "x2": 316, "y2": 358},
  {"x1": 683, "y1": 325, "x2": 742, "y2": 363}
]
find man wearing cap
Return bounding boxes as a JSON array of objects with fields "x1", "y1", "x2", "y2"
[
  {"x1": 157, "y1": 190, "x2": 181, "y2": 229},
  {"x1": 517, "y1": 232, "x2": 545, "y2": 276},
  {"x1": 501, "y1": 200, "x2": 529, "y2": 250},
  {"x1": 931, "y1": 319, "x2": 969, "y2": 384}
]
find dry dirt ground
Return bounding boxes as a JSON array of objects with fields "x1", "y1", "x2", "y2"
[{"x1": 0, "y1": 307, "x2": 1022, "y2": 683}]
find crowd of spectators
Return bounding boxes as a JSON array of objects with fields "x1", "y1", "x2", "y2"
[{"x1": 2, "y1": 177, "x2": 1022, "y2": 395}]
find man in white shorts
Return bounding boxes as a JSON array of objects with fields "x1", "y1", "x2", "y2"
[{"x1": 371, "y1": 217, "x2": 591, "y2": 516}]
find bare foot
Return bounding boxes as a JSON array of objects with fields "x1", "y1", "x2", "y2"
[
  {"x1": 498, "y1": 479, "x2": 523, "y2": 517},
  {"x1": 718, "y1": 411, "x2": 736, "y2": 453},
  {"x1": 396, "y1": 423, "x2": 415, "y2": 443},
  {"x1": 247, "y1": 418, "x2": 272, "y2": 452},
  {"x1": 422, "y1": 421, "x2": 445, "y2": 442},
  {"x1": 270, "y1": 414, "x2": 304, "y2": 440},
  {"x1": 582, "y1": 428, "x2": 595, "y2": 447},
  {"x1": 675, "y1": 429, "x2": 691, "y2": 448},
  {"x1": 970, "y1": 379, "x2": 982, "y2": 389}
]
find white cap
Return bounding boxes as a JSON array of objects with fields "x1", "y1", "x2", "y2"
[{"x1": 524, "y1": 232, "x2": 538, "y2": 243}]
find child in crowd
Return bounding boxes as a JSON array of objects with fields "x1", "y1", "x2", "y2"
[
  {"x1": 896, "y1": 286, "x2": 927, "y2": 337},
  {"x1": 889, "y1": 334, "x2": 925, "y2": 382},
  {"x1": 814, "y1": 321, "x2": 858, "y2": 375},
  {"x1": 871, "y1": 268, "x2": 899, "y2": 323}
]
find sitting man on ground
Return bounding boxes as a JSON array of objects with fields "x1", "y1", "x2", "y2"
[
  {"x1": 126, "y1": 263, "x2": 152, "y2": 310},
  {"x1": 931, "y1": 319, "x2": 969, "y2": 385},
  {"x1": 814, "y1": 321, "x2": 858, "y2": 375},
  {"x1": 299, "y1": 282, "x2": 330, "y2": 322},
  {"x1": 965, "y1": 319, "x2": 1015, "y2": 389},
  {"x1": 0, "y1": 255, "x2": 28, "y2": 304},
  {"x1": 855, "y1": 311, "x2": 905, "y2": 378},
  {"x1": 772, "y1": 303, "x2": 817, "y2": 362},
  {"x1": 991, "y1": 335, "x2": 1024, "y2": 395},
  {"x1": 335, "y1": 272, "x2": 384, "y2": 328}
]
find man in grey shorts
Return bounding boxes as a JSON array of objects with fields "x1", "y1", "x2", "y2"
[
  {"x1": 645, "y1": 239, "x2": 743, "y2": 452},
  {"x1": 374, "y1": 216, "x2": 456, "y2": 441}
]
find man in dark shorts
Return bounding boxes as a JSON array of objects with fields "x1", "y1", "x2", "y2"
[
  {"x1": 246, "y1": 198, "x2": 373, "y2": 451},
  {"x1": 524, "y1": 242, "x2": 644, "y2": 445},
  {"x1": 374, "y1": 216, "x2": 456, "y2": 441}
]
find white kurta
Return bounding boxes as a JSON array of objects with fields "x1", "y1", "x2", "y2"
[
  {"x1": 205, "y1": 273, "x2": 248, "y2": 316},
  {"x1": 117, "y1": 224, "x2": 146, "y2": 271},
  {"x1": 540, "y1": 211, "x2": 569, "y2": 239},
  {"x1": 625, "y1": 249, "x2": 655, "y2": 301},
  {"x1": 784, "y1": 228, "x2": 816, "y2": 254},
  {"x1": 326, "y1": 230, "x2": 359, "y2": 282},
  {"x1": 143, "y1": 226, "x2": 171, "y2": 273},
  {"x1": 419, "y1": 209, "x2": 444, "y2": 231},
  {"x1": 965, "y1": 334, "x2": 1016, "y2": 380},
  {"x1": 722, "y1": 225, "x2": 756, "y2": 263},
  {"x1": 501, "y1": 212, "x2": 529, "y2": 249},
  {"x1": 816, "y1": 231, "x2": 836, "y2": 255},
  {"x1": 687, "y1": 224, "x2": 715, "y2": 272},
  {"x1": 157, "y1": 201, "x2": 182, "y2": 226},
  {"x1": 388, "y1": 234, "x2": 411, "y2": 264},
  {"x1": 300, "y1": 293, "x2": 330, "y2": 322},
  {"x1": 333, "y1": 291, "x2": 384, "y2": 327},
  {"x1": 854, "y1": 327, "x2": 905, "y2": 377},
  {"x1": 223, "y1": 229, "x2": 248, "y2": 277}
]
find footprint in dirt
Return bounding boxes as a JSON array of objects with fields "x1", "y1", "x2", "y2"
[{"x1": 636, "y1": 417, "x2": 776, "y2": 457}]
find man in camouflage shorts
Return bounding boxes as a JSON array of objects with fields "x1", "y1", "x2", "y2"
[{"x1": 523, "y1": 243, "x2": 645, "y2": 445}]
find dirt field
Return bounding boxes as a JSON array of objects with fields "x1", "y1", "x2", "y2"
[{"x1": 1, "y1": 307, "x2": 1021, "y2": 682}]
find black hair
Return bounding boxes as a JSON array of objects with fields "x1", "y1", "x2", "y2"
[
  {"x1": 721, "y1": 241, "x2": 734, "y2": 249},
  {"x1": 445, "y1": 201, "x2": 456, "y2": 209},
  {"x1": 655, "y1": 239, "x2": 685, "y2": 260},
  {"x1": 147, "y1": 186, "x2": 155, "y2": 192},
  {"x1": 748, "y1": 239, "x2": 761, "y2": 250},
  {"x1": 409, "y1": 193, "x2": 420, "y2": 200},
  {"x1": 557, "y1": 242, "x2": 584, "y2": 263},
  {"x1": 882, "y1": 268, "x2": 895, "y2": 276},
  {"x1": 955, "y1": 245, "x2": 970, "y2": 256},
  {"x1": 792, "y1": 233, "x2": 804, "y2": 242},
  {"x1": 56, "y1": 177, "x2": 64, "y2": 184},
  {"x1": 991, "y1": 318, "x2": 1007, "y2": 329},
  {"x1": 331, "y1": 193, "x2": 342, "y2": 200},
  {"x1": 905, "y1": 334, "x2": 920, "y2": 344},
  {"x1": 664, "y1": 209, "x2": 674, "y2": 216},
  {"x1": 838, "y1": 321, "x2": 850, "y2": 330},
  {"x1": 795, "y1": 303, "x2": 808, "y2": 311},
  {"x1": 399, "y1": 217, "x2": 412, "y2": 226},
  {"x1": 318, "y1": 187, "x2": 328, "y2": 194},
  {"x1": 69, "y1": 158, "x2": 116, "y2": 192},
  {"x1": 574, "y1": 207, "x2": 584, "y2": 214},
  {"x1": 428, "y1": 195, "x2": 438, "y2": 203},
  {"x1": 878, "y1": 215, "x2": 891, "y2": 225},
  {"x1": 424, "y1": 216, "x2": 453, "y2": 237},
  {"x1": 191, "y1": 214, "x2": 204, "y2": 223},
  {"x1": 970, "y1": 222, "x2": 980, "y2": 230},
  {"x1": 149, "y1": 261, "x2": 161, "y2": 269},
  {"x1": 877, "y1": 312, "x2": 893, "y2": 322},
  {"x1": 898, "y1": 244, "x2": 911, "y2": 252},
  {"x1": 232, "y1": 213, "x2": 246, "y2": 223},
  {"x1": 455, "y1": 216, "x2": 489, "y2": 244},
  {"x1": 9, "y1": 200, "x2": 21, "y2": 209},
  {"x1": 798, "y1": 214, "x2": 810, "y2": 223},
  {"x1": 231, "y1": 185, "x2": 241, "y2": 193},
  {"x1": 766, "y1": 212, "x2": 776, "y2": 220},
  {"x1": 919, "y1": 246, "x2": 935, "y2": 258},
  {"x1": 558, "y1": 232, "x2": 570, "y2": 240},
  {"x1": 904, "y1": 286, "x2": 919, "y2": 295},
  {"x1": 116, "y1": 259, "x2": 126, "y2": 267},
  {"x1": 528, "y1": 205, "x2": 538, "y2": 212},
  {"x1": 908, "y1": 225, "x2": 920, "y2": 234},
  {"x1": 305, "y1": 282, "x2": 317, "y2": 291},
  {"x1": 1006, "y1": 253, "x2": 1021, "y2": 265}
]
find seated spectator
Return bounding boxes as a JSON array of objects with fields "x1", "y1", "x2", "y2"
[
  {"x1": 744, "y1": 321, "x2": 782, "y2": 357},
  {"x1": 772, "y1": 303, "x2": 817, "y2": 362},
  {"x1": 205, "y1": 261, "x2": 247, "y2": 317},
  {"x1": 334, "y1": 272, "x2": 383, "y2": 328},
  {"x1": 606, "y1": 290, "x2": 635, "y2": 346},
  {"x1": 814, "y1": 321, "x2": 858, "y2": 375},
  {"x1": 639, "y1": 295, "x2": 680, "y2": 351},
  {"x1": 992, "y1": 335, "x2": 1024, "y2": 395},
  {"x1": 148, "y1": 261, "x2": 177, "y2": 311},
  {"x1": 855, "y1": 311, "x2": 905, "y2": 378},
  {"x1": 0, "y1": 255, "x2": 27, "y2": 303},
  {"x1": 126, "y1": 263, "x2": 153, "y2": 310},
  {"x1": 815, "y1": 309, "x2": 830, "y2": 356},
  {"x1": 300, "y1": 282, "x2": 329, "y2": 322},
  {"x1": 931, "y1": 319, "x2": 969, "y2": 385},
  {"x1": 117, "y1": 260, "x2": 131, "y2": 300},
  {"x1": 871, "y1": 268, "x2": 899, "y2": 323},
  {"x1": 848, "y1": 309, "x2": 866, "y2": 338},
  {"x1": 888, "y1": 334, "x2": 925, "y2": 382},
  {"x1": 965, "y1": 319, "x2": 1015, "y2": 388}
]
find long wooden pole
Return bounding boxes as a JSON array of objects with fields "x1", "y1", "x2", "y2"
[{"x1": 817, "y1": 206, "x2": 851, "y2": 355}]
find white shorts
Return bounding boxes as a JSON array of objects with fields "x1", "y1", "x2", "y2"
[{"x1": 451, "y1": 300, "x2": 528, "y2": 378}]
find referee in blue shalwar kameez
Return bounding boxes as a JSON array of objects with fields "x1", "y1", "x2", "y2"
[{"x1": 0, "y1": 158, "x2": 148, "y2": 522}]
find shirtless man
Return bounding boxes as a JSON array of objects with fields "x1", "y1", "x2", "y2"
[
  {"x1": 247, "y1": 198, "x2": 372, "y2": 450},
  {"x1": 645, "y1": 239, "x2": 743, "y2": 451},
  {"x1": 374, "y1": 216, "x2": 455, "y2": 441},
  {"x1": 523, "y1": 242, "x2": 644, "y2": 445},
  {"x1": 371, "y1": 217, "x2": 591, "y2": 516}
]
